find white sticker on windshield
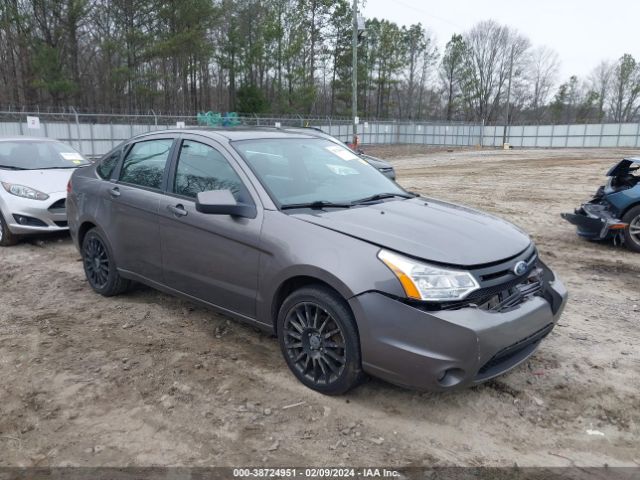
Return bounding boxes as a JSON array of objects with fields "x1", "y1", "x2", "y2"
[
  {"x1": 326, "y1": 145, "x2": 359, "y2": 161},
  {"x1": 327, "y1": 164, "x2": 359, "y2": 176},
  {"x1": 60, "y1": 152, "x2": 84, "y2": 161}
]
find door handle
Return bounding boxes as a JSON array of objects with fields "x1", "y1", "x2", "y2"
[
  {"x1": 109, "y1": 187, "x2": 120, "y2": 198},
  {"x1": 167, "y1": 204, "x2": 188, "y2": 217}
]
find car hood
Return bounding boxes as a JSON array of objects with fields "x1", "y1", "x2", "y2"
[
  {"x1": 607, "y1": 158, "x2": 640, "y2": 177},
  {"x1": 0, "y1": 168, "x2": 75, "y2": 194},
  {"x1": 290, "y1": 197, "x2": 531, "y2": 267}
]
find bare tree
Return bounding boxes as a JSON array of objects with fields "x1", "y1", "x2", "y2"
[
  {"x1": 609, "y1": 54, "x2": 640, "y2": 123},
  {"x1": 526, "y1": 46, "x2": 559, "y2": 121},
  {"x1": 588, "y1": 60, "x2": 613, "y2": 121},
  {"x1": 460, "y1": 20, "x2": 531, "y2": 123}
]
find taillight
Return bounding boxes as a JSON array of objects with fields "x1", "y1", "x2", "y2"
[{"x1": 67, "y1": 179, "x2": 72, "y2": 194}]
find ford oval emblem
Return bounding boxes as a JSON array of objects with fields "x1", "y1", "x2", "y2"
[{"x1": 513, "y1": 261, "x2": 528, "y2": 276}]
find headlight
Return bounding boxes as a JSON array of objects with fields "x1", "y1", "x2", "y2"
[
  {"x1": 1, "y1": 182, "x2": 49, "y2": 201},
  {"x1": 378, "y1": 249, "x2": 480, "y2": 301}
]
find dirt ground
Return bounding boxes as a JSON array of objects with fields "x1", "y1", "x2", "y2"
[{"x1": 0, "y1": 147, "x2": 638, "y2": 468}]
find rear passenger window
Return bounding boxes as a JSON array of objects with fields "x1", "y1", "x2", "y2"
[
  {"x1": 97, "y1": 148, "x2": 121, "y2": 179},
  {"x1": 120, "y1": 139, "x2": 173, "y2": 189},
  {"x1": 173, "y1": 140, "x2": 244, "y2": 200}
]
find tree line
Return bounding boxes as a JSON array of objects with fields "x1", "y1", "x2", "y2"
[{"x1": 1, "y1": 0, "x2": 639, "y2": 124}]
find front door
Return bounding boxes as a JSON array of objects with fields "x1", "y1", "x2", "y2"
[{"x1": 159, "y1": 138, "x2": 262, "y2": 319}]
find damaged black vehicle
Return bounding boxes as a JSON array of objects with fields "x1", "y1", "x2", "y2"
[{"x1": 562, "y1": 157, "x2": 640, "y2": 252}]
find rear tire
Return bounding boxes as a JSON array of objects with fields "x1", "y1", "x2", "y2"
[
  {"x1": 0, "y1": 212, "x2": 18, "y2": 246},
  {"x1": 81, "y1": 228, "x2": 131, "y2": 296},
  {"x1": 622, "y1": 206, "x2": 640, "y2": 253},
  {"x1": 277, "y1": 285, "x2": 364, "y2": 395}
]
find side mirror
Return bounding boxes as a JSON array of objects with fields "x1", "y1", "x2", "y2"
[{"x1": 196, "y1": 190, "x2": 257, "y2": 219}]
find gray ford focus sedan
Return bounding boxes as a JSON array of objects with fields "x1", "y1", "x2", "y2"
[{"x1": 67, "y1": 128, "x2": 567, "y2": 395}]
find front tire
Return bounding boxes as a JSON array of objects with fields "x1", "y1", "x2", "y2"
[
  {"x1": 0, "y1": 212, "x2": 18, "y2": 246},
  {"x1": 82, "y1": 228, "x2": 130, "y2": 296},
  {"x1": 622, "y1": 206, "x2": 640, "y2": 253},
  {"x1": 277, "y1": 285, "x2": 364, "y2": 395}
]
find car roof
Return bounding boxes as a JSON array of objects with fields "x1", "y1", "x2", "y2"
[{"x1": 133, "y1": 127, "x2": 321, "y2": 142}]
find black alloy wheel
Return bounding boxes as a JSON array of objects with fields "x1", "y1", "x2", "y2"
[
  {"x1": 84, "y1": 235, "x2": 110, "y2": 289},
  {"x1": 283, "y1": 302, "x2": 347, "y2": 385},
  {"x1": 81, "y1": 228, "x2": 131, "y2": 296},
  {"x1": 278, "y1": 285, "x2": 364, "y2": 395}
]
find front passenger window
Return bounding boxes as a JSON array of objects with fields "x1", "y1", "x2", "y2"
[
  {"x1": 173, "y1": 140, "x2": 245, "y2": 200},
  {"x1": 120, "y1": 139, "x2": 173, "y2": 189}
]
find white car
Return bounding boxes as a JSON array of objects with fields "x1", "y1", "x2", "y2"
[{"x1": 0, "y1": 137, "x2": 90, "y2": 246}]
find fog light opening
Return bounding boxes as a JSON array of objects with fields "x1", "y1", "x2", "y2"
[
  {"x1": 437, "y1": 368, "x2": 465, "y2": 387},
  {"x1": 12, "y1": 214, "x2": 48, "y2": 227}
]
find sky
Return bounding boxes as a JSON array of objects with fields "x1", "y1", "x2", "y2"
[{"x1": 363, "y1": 0, "x2": 640, "y2": 80}]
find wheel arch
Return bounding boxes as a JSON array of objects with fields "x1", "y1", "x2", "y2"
[
  {"x1": 77, "y1": 220, "x2": 97, "y2": 248},
  {"x1": 267, "y1": 269, "x2": 356, "y2": 334},
  {"x1": 621, "y1": 201, "x2": 640, "y2": 218}
]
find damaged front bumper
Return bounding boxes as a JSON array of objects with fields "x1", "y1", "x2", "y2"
[
  {"x1": 349, "y1": 261, "x2": 567, "y2": 391},
  {"x1": 561, "y1": 202, "x2": 627, "y2": 240}
]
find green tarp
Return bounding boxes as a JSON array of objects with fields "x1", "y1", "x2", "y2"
[{"x1": 197, "y1": 111, "x2": 241, "y2": 127}]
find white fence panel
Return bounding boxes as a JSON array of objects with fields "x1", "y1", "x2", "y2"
[{"x1": 1, "y1": 113, "x2": 640, "y2": 155}]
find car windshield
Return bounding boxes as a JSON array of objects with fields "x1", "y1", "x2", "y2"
[
  {"x1": 0, "y1": 140, "x2": 89, "y2": 170},
  {"x1": 233, "y1": 138, "x2": 406, "y2": 207}
]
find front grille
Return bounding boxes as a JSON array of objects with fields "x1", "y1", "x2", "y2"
[
  {"x1": 478, "y1": 323, "x2": 554, "y2": 375},
  {"x1": 476, "y1": 267, "x2": 545, "y2": 312},
  {"x1": 466, "y1": 276, "x2": 529, "y2": 302},
  {"x1": 54, "y1": 221, "x2": 68, "y2": 227},
  {"x1": 479, "y1": 249, "x2": 537, "y2": 283}
]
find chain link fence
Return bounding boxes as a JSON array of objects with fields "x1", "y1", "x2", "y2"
[{"x1": 1, "y1": 109, "x2": 639, "y2": 157}]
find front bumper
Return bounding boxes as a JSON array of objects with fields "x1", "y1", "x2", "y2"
[
  {"x1": 561, "y1": 203, "x2": 626, "y2": 240},
  {"x1": 349, "y1": 270, "x2": 567, "y2": 391},
  {"x1": 0, "y1": 192, "x2": 69, "y2": 235}
]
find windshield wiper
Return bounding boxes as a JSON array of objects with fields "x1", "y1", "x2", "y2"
[
  {"x1": 38, "y1": 166, "x2": 86, "y2": 170},
  {"x1": 281, "y1": 193, "x2": 416, "y2": 210},
  {"x1": 350, "y1": 192, "x2": 415, "y2": 205},
  {"x1": 281, "y1": 200, "x2": 353, "y2": 210}
]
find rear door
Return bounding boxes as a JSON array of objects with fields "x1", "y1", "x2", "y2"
[
  {"x1": 109, "y1": 137, "x2": 177, "y2": 281},
  {"x1": 159, "y1": 136, "x2": 263, "y2": 318}
]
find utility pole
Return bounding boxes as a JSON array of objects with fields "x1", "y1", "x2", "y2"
[
  {"x1": 502, "y1": 46, "x2": 515, "y2": 147},
  {"x1": 351, "y1": 0, "x2": 358, "y2": 145}
]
